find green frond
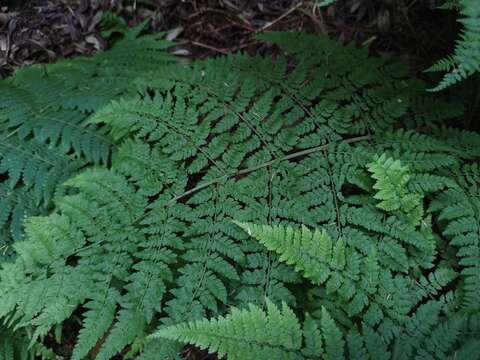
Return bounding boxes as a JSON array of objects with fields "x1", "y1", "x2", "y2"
[
  {"x1": 0, "y1": 31, "x2": 177, "y2": 269},
  {"x1": 0, "y1": 137, "x2": 86, "y2": 257},
  {"x1": 0, "y1": 137, "x2": 84, "y2": 202},
  {"x1": 70, "y1": 293, "x2": 119, "y2": 360},
  {"x1": 152, "y1": 300, "x2": 303, "y2": 360},
  {"x1": 136, "y1": 339, "x2": 182, "y2": 360},
  {"x1": 428, "y1": 0, "x2": 480, "y2": 90},
  {"x1": 0, "y1": 325, "x2": 58, "y2": 360},
  {"x1": 429, "y1": 165, "x2": 480, "y2": 312},
  {"x1": 234, "y1": 222, "x2": 338, "y2": 285},
  {"x1": 367, "y1": 154, "x2": 423, "y2": 227}
]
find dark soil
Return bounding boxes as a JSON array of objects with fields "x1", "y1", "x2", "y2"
[{"x1": 1, "y1": 0, "x2": 457, "y2": 77}]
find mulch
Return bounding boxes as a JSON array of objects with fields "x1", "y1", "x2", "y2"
[{"x1": 1, "y1": 0, "x2": 456, "y2": 78}]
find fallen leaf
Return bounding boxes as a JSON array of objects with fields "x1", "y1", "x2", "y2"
[
  {"x1": 166, "y1": 26, "x2": 184, "y2": 41},
  {"x1": 0, "y1": 36, "x2": 7, "y2": 52},
  {"x1": 172, "y1": 48, "x2": 190, "y2": 56},
  {"x1": 85, "y1": 34, "x2": 102, "y2": 50}
]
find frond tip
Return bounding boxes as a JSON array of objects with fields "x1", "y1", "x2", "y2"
[
  {"x1": 427, "y1": 0, "x2": 480, "y2": 90},
  {"x1": 151, "y1": 299, "x2": 303, "y2": 360},
  {"x1": 367, "y1": 154, "x2": 423, "y2": 226},
  {"x1": 234, "y1": 221, "x2": 343, "y2": 285}
]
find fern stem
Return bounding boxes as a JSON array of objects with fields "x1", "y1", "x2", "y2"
[{"x1": 168, "y1": 134, "x2": 372, "y2": 204}]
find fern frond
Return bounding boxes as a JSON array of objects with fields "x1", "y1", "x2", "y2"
[
  {"x1": 0, "y1": 137, "x2": 84, "y2": 203},
  {"x1": 428, "y1": 0, "x2": 480, "y2": 90},
  {"x1": 152, "y1": 300, "x2": 303, "y2": 360},
  {"x1": 70, "y1": 292, "x2": 119, "y2": 360},
  {"x1": 430, "y1": 165, "x2": 480, "y2": 311},
  {"x1": 136, "y1": 339, "x2": 182, "y2": 360},
  {"x1": 234, "y1": 222, "x2": 338, "y2": 285},
  {"x1": 367, "y1": 154, "x2": 423, "y2": 227},
  {"x1": 0, "y1": 325, "x2": 58, "y2": 360}
]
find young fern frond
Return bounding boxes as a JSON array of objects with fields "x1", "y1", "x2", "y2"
[{"x1": 366, "y1": 154, "x2": 423, "y2": 227}]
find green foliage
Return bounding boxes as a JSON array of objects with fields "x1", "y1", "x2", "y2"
[
  {"x1": 154, "y1": 299, "x2": 480, "y2": 360},
  {"x1": 0, "y1": 325, "x2": 58, "y2": 360},
  {"x1": 0, "y1": 30, "x2": 175, "y2": 261},
  {"x1": 154, "y1": 300, "x2": 302, "y2": 360},
  {"x1": 366, "y1": 154, "x2": 423, "y2": 226},
  {"x1": 100, "y1": 11, "x2": 129, "y2": 38},
  {"x1": 0, "y1": 31, "x2": 478, "y2": 359},
  {"x1": 234, "y1": 222, "x2": 347, "y2": 286},
  {"x1": 428, "y1": 0, "x2": 480, "y2": 90},
  {"x1": 429, "y1": 163, "x2": 480, "y2": 311}
]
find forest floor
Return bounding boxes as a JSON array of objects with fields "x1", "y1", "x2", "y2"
[
  {"x1": 1, "y1": 0, "x2": 457, "y2": 78},
  {"x1": 0, "y1": 1, "x2": 464, "y2": 359}
]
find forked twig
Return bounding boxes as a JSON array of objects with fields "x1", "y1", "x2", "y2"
[
  {"x1": 257, "y1": 2, "x2": 304, "y2": 33},
  {"x1": 168, "y1": 133, "x2": 371, "y2": 204}
]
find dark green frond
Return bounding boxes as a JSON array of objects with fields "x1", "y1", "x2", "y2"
[{"x1": 427, "y1": 0, "x2": 480, "y2": 90}]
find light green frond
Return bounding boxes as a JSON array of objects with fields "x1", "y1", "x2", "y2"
[
  {"x1": 234, "y1": 222, "x2": 336, "y2": 284},
  {"x1": 367, "y1": 154, "x2": 423, "y2": 226},
  {"x1": 152, "y1": 299, "x2": 303, "y2": 360}
]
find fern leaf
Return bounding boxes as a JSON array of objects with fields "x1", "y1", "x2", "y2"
[
  {"x1": 71, "y1": 292, "x2": 119, "y2": 360},
  {"x1": 152, "y1": 300, "x2": 303, "y2": 360},
  {"x1": 235, "y1": 222, "x2": 335, "y2": 285},
  {"x1": 367, "y1": 154, "x2": 423, "y2": 226},
  {"x1": 136, "y1": 339, "x2": 182, "y2": 360},
  {"x1": 428, "y1": 0, "x2": 480, "y2": 90}
]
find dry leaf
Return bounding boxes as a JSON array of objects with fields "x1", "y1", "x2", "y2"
[
  {"x1": 85, "y1": 34, "x2": 102, "y2": 50},
  {"x1": 166, "y1": 26, "x2": 184, "y2": 41}
]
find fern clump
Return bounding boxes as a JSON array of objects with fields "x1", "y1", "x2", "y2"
[
  {"x1": 155, "y1": 299, "x2": 480, "y2": 360},
  {"x1": 0, "y1": 31, "x2": 478, "y2": 359},
  {"x1": 0, "y1": 30, "x2": 175, "y2": 261}
]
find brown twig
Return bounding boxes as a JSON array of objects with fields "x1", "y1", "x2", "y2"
[
  {"x1": 190, "y1": 41, "x2": 228, "y2": 54},
  {"x1": 257, "y1": 1, "x2": 304, "y2": 33},
  {"x1": 298, "y1": 7, "x2": 327, "y2": 35},
  {"x1": 167, "y1": 133, "x2": 371, "y2": 205}
]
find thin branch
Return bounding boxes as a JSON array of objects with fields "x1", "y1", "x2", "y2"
[
  {"x1": 190, "y1": 41, "x2": 228, "y2": 55},
  {"x1": 168, "y1": 134, "x2": 371, "y2": 204},
  {"x1": 257, "y1": 2, "x2": 304, "y2": 33}
]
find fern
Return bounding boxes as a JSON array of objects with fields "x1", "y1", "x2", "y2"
[
  {"x1": 366, "y1": 154, "x2": 423, "y2": 227},
  {"x1": 0, "y1": 30, "x2": 176, "y2": 261},
  {"x1": 429, "y1": 164, "x2": 480, "y2": 312},
  {"x1": 427, "y1": 0, "x2": 480, "y2": 90},
  {"x1": 154, "y1": 299, "x2": 303, "y2": 360},
  {"x1": 0, "y1": 31, "x2": 478, "y2": 359},
  {"x1": 154, "y1": 299, "x2": 480, "y2": 360},
  {"x1": 0, "y1": 325, "x2": 58, "y2": 360}
]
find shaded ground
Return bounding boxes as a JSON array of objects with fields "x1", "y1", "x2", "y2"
[{"x1": 1, "y1": 0, "x2": 457, "y2": 78}]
